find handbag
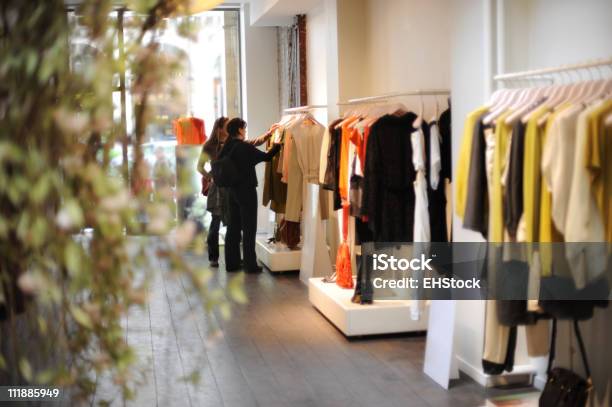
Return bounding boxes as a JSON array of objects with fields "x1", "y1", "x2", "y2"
[
  {"x1": 201, "y1": 176, "x2": 210, "y2": 196},
  {"x1": 539, "y1": 318, "x2": 592, "y2": 407}
]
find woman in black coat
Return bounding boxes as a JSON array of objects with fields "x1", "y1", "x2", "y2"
[{"x1": 220, "y1": 118, "x2": 281, "y2": 273}]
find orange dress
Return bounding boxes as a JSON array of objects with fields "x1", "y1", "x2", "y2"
[{"x1": 174, "y1": 117, "x2": 207, "y2": 145}]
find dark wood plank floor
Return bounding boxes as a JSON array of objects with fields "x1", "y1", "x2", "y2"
[{"x1": 92, "y1": 239, "x2": 529, "y2": 407}]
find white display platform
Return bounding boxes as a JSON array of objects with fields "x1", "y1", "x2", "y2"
[
  {"x1": 256, "y1": 237, "x2": 301, "y2": 272},
  {"x1": 309, "y1": 277, "x2": 429, "y2": 337},
  {"x1": 300, "y1": 184, "x2": 333, "y2": 283}
]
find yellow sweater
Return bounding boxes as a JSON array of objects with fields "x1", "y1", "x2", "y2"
[
  {"x1": 585, "y1": 100, "x2": 612, "y2": 241},
  {"x1": 522, "y1": 105, "x2": 550, "y2": 243},
  {"x1": 491, "y1": 111, "x2": 513, "y2": 243}
]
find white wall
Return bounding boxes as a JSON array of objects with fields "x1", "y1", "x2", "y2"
[
  {"x1": 450, "y1": 0, "x2": 492, "y2": 243},
  {"x1": 305, "y1": 0, "x2": 453, "y2": 118},
  {"x1": 240, "y1": 3, "x2": 280, "y2": 233},
  {"x1": 306, "y1": 0, "x2": 329, "y2": 124},
  {"x1": 503, "y1": 0, "x2": 612, "y2": 73},
  {"x1": 363, "y1": 0, "x2": 451, "y2": 100}
]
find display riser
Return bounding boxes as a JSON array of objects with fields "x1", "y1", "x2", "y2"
[
  {"x1": 308, "y1": 277, "x2": 429, "y2": 337},
  {"x1": 456, "y1": 356, "x2": 535, "y2": 388},
  {"x1": 255, "y1": 237, "x2": 301, "y2": 272}
]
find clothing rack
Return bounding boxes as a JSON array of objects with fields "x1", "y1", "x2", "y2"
[
  {"x1": 283, "y1": 105, "x2": 328, "y2": 113},
  {"x1": 342, "y1": 89, "x2": 451, "y2": 105},
  {"x1": 493, "y1": 57, "x2": 612, "y2": 81}
]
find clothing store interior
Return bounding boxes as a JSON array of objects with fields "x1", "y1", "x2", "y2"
[{"x1": 2, "y1": 0, "x2": 612, "y2": 406}]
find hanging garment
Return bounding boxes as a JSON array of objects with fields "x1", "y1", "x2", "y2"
[
  {"x1": 491, "y1": 111, "x2": 513, "y2": 242},
  {"x1": 428, "y1": 121, "x2": 442, "y2": 190},
  {"x1": 174, "y1": 117, "x2": 206, "y2": 145},
  {"x1": 262, "y1": 132, "x2": 288, "y2": 213},
  {"x1": 565, "y1": 102, "x2": 608, "y2": 288},
  {"x1": 349, "y1": 155, "x2": 364, "y2": 217},
  {"x1": 412, "y1": 128, "x2": 431, "y2": 242},
  {"x1": 538, "y1": 110, "x2": 569, "y2": 276},
  {"x1": 292, "y1": 119, "x2": 326, "y2": 183},
  {"x1": 455, "y1": 106, "x2": 489, "y2": 220},
  {"x1": 319, "y1": 123, "x2": 332, "y2": 185},
  {"x1": 504, "y1": 120, "x2": 527, "y2": 240},
  {"x1": 541, "y1": 105, "x2": 581, "y2": 235},
  {"x1": 321, "y1": 119, "x2": 343, "y2": 211},
  {"x1": 279, "y1": 219, "x2": 301, "y2": 250},
  {"x1": 463, "y1": 112, "x2": 490, "y2": 237},
  {"x1": 423, "y1": 120, "x2": 449, "y2": 242},
  {"x1": 362, "y1": 112, "x2": 418, "y2": 242},
  {"x1": 339, "y1": 117, "x2": 359, "y2": 201},
  {"x1": 584, "y1": 100, "x2": 612, "y2": 240},
  {"x1": 438, "y1": 107, "x2": 452, "y2": 183},
  {"x1": 521, "y1": 105, "x2": 550, "y2": 243},
  {"x1": 354, "y1": 119, "x2": 370, "y2": 173},
  {"x1": 336, "y1": 204, "x2": 354, "y2": 289},
  {"x1": 284, "y1": 130, "x2": 304, "y2": 222}
]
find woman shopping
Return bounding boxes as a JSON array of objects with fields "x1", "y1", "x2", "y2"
[
  {"x1": 197, "y1": 117, "x2": 229, "y2": 267},
  {"x1": 219, "y1": 118, "x2": 281, "y2": 273}
]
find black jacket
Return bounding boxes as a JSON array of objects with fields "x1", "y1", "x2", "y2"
[
  {"x1": 220, "y1": 138, "x2": 280, "y2": 188},
  {"x1": 362, "y1": 112, "x2": 418, "y2": 242}
]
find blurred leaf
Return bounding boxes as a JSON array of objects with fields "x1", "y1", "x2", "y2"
[
  {"x1": 219, "y1": 302, "x2": 231, "y2": 320},
  {"x1": 19, "y1": 359, "x2": 33, "y2": 381},
  {"x1": 30, "y1": 175, "x2": 52, "y2": 205},
  {"x1": 38, "y1": 316, "x2": 48, "y2": 335},
  {"x1": 36, "y1": 369, "x2": 54, "y2": 384},
  {"x1": 0, "y1": 355, "x2": 6, "y2": 370},
  {"x1": 16, "y1": 212, "x2": 31, "y2": 241},
  {"x1": 30, "y1": 216, "x2": 48, "y2": 248},
  {"x1": 0, "y1": 216, "x2": 8, "y2": 239},
  {"x1": 184, "y1": 370, "x2": 201, "y2": 385},
  {"x1": 57, "y1": 199, "x2": 84, "y2": 229},
  {"x1": 64, "y1": 242, "x2": 82, "y2": 276},
  {"x1": 70, "y1": 306, "x2": 93, "y2": 329},
  {"x1": 228, "y1": 275, "x2": 247, "y2": 304},
  {"x1": 25, "y1": 50, "x2": 38, "y2": 75},
  {"x1": 38, "y1": 57, "x2": 54, "y2": 83}
]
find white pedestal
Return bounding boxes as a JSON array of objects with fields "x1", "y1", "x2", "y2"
[
  {"x1": 256, "y1": 237, "x2": 301, "y2": 272},
  {"x1": 300, "y1": 184, "x2": 333, "y2": 284},
  {"x1": 424, "y1": 300, "x2": 459, "y2": 389},
  {"x1": 309, "y1": 277, "x2": 429, "y2": 337}
]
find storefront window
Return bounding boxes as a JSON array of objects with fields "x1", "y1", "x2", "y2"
[{"x1": 67, "y1": 7, "x2": 242, "y2": 187}]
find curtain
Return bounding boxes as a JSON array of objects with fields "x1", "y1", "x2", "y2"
[{"x1": 277, "y1": 15, "x2": 307, "y2": 111}]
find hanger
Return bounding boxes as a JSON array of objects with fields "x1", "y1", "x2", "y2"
[
  {"x1": 413, "y1": 93, "x2": 424, "y2": 129},
  {"x1": 505, "y1": 77, "x2": 549, "y2": 125},
  {"x1": 482, "y1": 83, "x2": 521, "y2": 125},
  {"x1": 585, "y1": 65, "x2": 612, "y2": 104},
  {"x1": 430, "y1": 95, "x2": 440, "y2": 123},
  {"x1": 487, "y1": 87, "x2": 506, "y2": 109},
  {"x1": 577, "y1": 66, "x2": 605, "y2": 105},
  {"x1": 522, "y1": 72, "x2": 566, "y2": 123}
]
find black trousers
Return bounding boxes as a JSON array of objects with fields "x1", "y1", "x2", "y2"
[
  {"x1": 225, "y1": 185, "x2": 259, "y2": 272},
  {"x1": 207, "y1": 215, "x2": 221, "y2": 262}
]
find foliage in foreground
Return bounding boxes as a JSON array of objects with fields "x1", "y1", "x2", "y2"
[{"x1": 0, "y1": 0, "x2": 242, "y2": 403}]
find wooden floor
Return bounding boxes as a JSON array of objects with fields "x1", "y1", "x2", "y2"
[{"x1": 92, "y1": 242, "x2": 522, "y2": 407}]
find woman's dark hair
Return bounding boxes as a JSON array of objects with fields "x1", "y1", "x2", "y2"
[
  {"x1": 207, "y1": 116, "x2": 228, "y2": 145},
  {"x1": 203, "y1": 116, "x2": 228, "y2": 156},
  {"x1": 226, "y1": 118, "x2": 246, "y2": 139}
]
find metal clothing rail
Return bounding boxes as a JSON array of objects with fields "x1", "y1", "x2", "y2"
[
  {"x1": 493, "y1": 57, "x2": 612, "y2": 81},
  {"x1": 343, "y1": 89, "x2": 451, "y2": 105},
  {"x1": 283, "y1": 105, "x2": 328, "y2": 113}
]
